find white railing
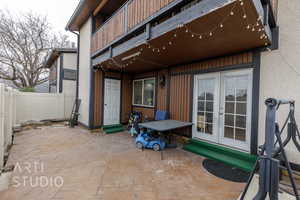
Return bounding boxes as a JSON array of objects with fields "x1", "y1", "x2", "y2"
[{"x1": 0, "y1": 83, "x2": 75, "y2": 169}]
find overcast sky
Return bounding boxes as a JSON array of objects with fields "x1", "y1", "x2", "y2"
[{"x1": 0, "y1": 0, "x2": 80, "y2": 42}]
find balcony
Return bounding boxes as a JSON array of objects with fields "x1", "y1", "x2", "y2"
[
  {"x1": 91, "y1": 0, "x2": 276, "y2": 73},
  {"x1": 91, "y1": 0, "x2": 177, "y2": 54}
]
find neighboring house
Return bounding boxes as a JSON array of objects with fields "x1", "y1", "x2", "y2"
[
  {"x1": 44, "y1": 48, "x2": 78, "y2": 95},
  {"x1": 66, "y1": 0, "x2": 300, "y2": 167},
  {"x1": 34, "y1": 81, "x2": 49, "y2": 93}
]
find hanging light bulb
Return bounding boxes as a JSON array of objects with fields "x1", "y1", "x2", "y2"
[
  {"x1": 209, "y1": 32, "x2": 213, "y2": 36},
  {"x1": 258, "y1": 28, "x2": 262, "y2": 32},
  {"x1": 230, "y1": 11, "x2": 234, "y2": 16},
  {"x1": 169, "y1": 41, "x2": 172, "y2": 45},
  {"x1": 246, "y1": 25, "x2": 250, "y2": 29},
  {"x1": 174, "y1": 33, "x2": 177, "y2": 37},
  {"x1": 243, "y1": 14, "x2": 247, "y2": 19},
  {"x1": 191, "y1": 34, "x2": 194, "y2": 37},
  {"x1": 252, "y1": 27, "x2": 255, "y2": 32},
  {"x1": 186, "y1": 29, "x2": 189, "y2": 33},
  {"x1": 256, "y1": 22, "x2": 260, "y2": 26},
  {"x1": 199, "y1": 35, "x2": 202, "y2": 39},
  {"x1": 240, "y1": 1, "x2": 244, "y2": 6},
  {"x1": 265, "y1": 43, "x2": 268, "y2": 46},
  {"x1": 162, "y1": 46, "x2": 166, "y2": 50},
  {"x1": 220, "y1": 23, "x2": 223, "y2": 28}
]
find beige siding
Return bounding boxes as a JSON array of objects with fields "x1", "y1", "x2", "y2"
[
  {"x1": 259, "y1": 0, "x2": 300, "y2": 163},
  {"x1": 78, "y1": 17, "x2": 92, "y2": 126},
  {"x1": 63, "y1": 53, "x2": 77, "y2": 70}
]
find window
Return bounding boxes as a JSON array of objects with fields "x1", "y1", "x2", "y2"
[{"x1": 133, "y1": 78, "x2": 155, "y2": 107}]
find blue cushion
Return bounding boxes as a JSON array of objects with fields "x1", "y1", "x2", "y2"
[{"x1": 155, "y1": 110, "x2": 168, "y2": 121}]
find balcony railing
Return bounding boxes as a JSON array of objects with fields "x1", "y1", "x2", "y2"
[{"x1": 91, "y1": 0, "x2": 176, "y2": 54}]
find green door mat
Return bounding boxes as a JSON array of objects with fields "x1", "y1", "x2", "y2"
[
  {"x1": 103, "y1": 124, "x2": 124, "y2": 134},
  {"x1": 183, "y1": 139, "x2": 257, "y2": 172}
]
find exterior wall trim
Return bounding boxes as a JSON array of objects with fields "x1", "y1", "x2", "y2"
[{"x1": 250, "y1": 50, "x2": 261, "y2": 155}]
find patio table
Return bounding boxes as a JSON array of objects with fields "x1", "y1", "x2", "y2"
[
  {"x1": 138, "y1": 120, "x2": 193, "y2": 159},
  {"x1": 139, "y1": 120, "x2": 193, "y2": 132}
]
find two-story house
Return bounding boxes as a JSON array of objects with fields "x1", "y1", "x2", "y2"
[
  {"x1": 45, "y1": 48, "x2": 78, "y2": 95},
  {"x1": 66, "y1": 0, "x2": 300, "y2": 171}
]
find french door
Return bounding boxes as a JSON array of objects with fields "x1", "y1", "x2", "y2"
[
  {"x1": 103, "y1": 78, "x2": 121, "y2": 126},
  {"x1": 193, "y1": 69, "x2": 253, "y2": 151}
]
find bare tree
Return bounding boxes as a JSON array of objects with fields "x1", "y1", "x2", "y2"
[{"x1": 0, "y1": 10, "x2": 69, "y2": 88}]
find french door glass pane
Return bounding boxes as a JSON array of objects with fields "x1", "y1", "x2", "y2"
[
  {"x1": 197, "y1": 78, "x2": 215, "y2": 135},
  {"x1": 223, "y1": 75, "x2": 249, "y2": 142}
]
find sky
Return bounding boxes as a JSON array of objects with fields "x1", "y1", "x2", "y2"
[{"x1": 0, "y1": 0, "x2": 80, "y2": 43}]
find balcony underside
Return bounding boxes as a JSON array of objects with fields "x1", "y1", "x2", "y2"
[{"x1": 93, "y1": 0, "x2": 271, "y2": 73}]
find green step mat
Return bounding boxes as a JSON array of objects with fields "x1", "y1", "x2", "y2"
[
  {"x1": 183, "y1": 139, "x2": 257, "y2": 172},
  {"x1": 103, "y1": 124, "x2": 124, "y2": 134}
]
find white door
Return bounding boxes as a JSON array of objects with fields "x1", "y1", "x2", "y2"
[
  {"x1": 219, "y1": 70, "x2": 253, "y2": 151},
  {"x1": 103, "y1": 78, "x2": 121, "y2": 126},
  {"x1": 193, "y1": 69, "x2": 253, "y2": 151},
  {"x1": 193, "y1": 73, "x2": 220, "y2": 143}
]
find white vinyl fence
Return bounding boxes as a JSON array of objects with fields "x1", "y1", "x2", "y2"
[{"x1": 0, "y1": 83, "x2": 75, "y2": 169}]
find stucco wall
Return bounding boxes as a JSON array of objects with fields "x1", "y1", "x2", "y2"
[
  {"x1": 78, "y1": 17, "x2": 92, "y2": 127},
  {"x1": 63, "y1": 53, "x2": 77, "y2": 70},
  {"x1": 259, "y1": 0, "x2": 300, "y2": 163}
]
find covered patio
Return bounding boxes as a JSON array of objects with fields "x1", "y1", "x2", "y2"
[{"x1": 0, "y1": 125, "x2": 244, "y2": 200}]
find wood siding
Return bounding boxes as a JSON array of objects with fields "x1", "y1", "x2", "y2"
[
  {"x1": 121, "y1": 74, "x2": 133, "y2": 123},
  {"x1": 156, "y1": 69, "x2": 169, "y2": 111},
  {"x1": 92, "y1": 8, "x2": 125, "y2": 53},
  {"x1": 91, "y1": 0, "x2": 175, "y2": 54},
  {"x1": 169, "y1": 74, "x2": 192, "y2": 122},
  {"x1": 93, "y1": 70, "x2": 104, "y2": 127},
  {"x1": 127, "y1": 0, "x2": 175, "y2": 29},
  {"x1": 132, "y1": 107, "x2": 155, "y2": 121},
  {"x1": 170, "y1": 52, "x2": 253, "y2": 74}
]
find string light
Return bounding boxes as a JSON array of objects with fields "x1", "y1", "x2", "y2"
[{"x1": 112, "y1": 0, "x2": 270, "y2": 69}]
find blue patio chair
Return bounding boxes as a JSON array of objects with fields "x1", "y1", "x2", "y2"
[{"x1": 155, "y1": 110, "x2": 169, "y2": 121}]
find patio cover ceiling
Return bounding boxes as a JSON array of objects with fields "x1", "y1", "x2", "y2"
[{"x1": 94, "y1": 0, "x2": 271, "y2": 73}]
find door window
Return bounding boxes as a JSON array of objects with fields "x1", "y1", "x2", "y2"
[
  {"x1": 223, "y1": 75, "x2": 249, "y2": 142},
  {"x1": 197, "y1": 78, "x2": 215, "y2": 135}
]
